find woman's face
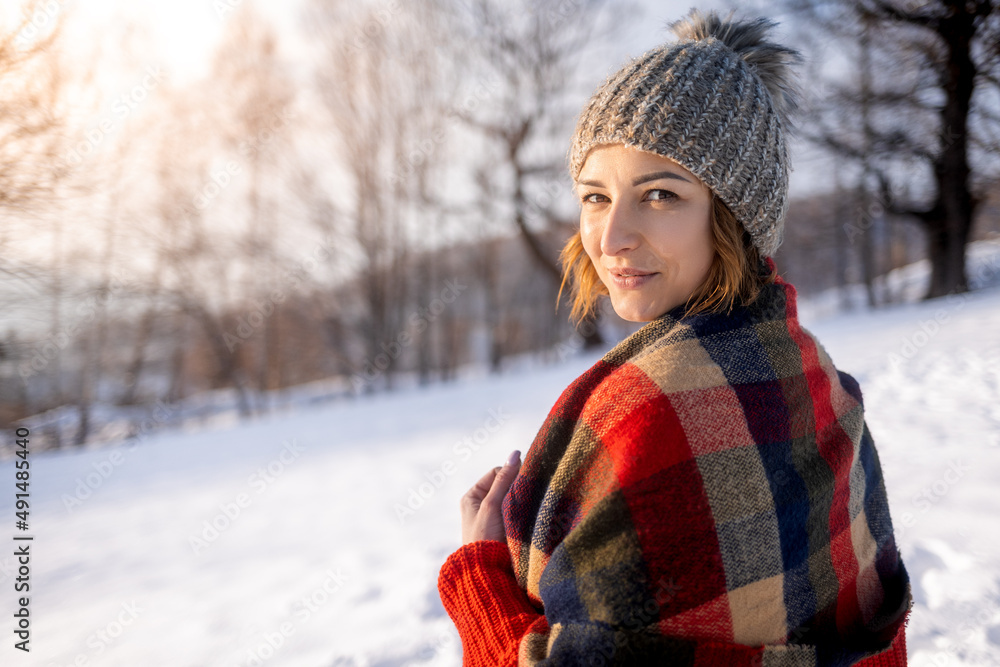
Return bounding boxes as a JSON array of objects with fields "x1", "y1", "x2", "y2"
[{"x1": 576, "y1": 143, "x2": 715, "y2": 322}]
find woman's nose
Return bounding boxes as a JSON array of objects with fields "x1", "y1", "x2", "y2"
[{"x1": 601, "y1": 202, "x2": 640, "y2": 256}]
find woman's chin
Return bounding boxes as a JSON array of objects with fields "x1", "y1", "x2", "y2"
[{"x1": 609, "y1": 296, "x2": 672, "y2": 323}]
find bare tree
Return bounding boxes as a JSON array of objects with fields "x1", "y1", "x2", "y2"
[
  {"x1": 0, "y1": 3, "x2": 68, "y2": 215},
  {"x1": 309, "y1": 0, "x2": 456, "y2": 390},
  {"x1": 212, "y1": 8, "x2": 298, "y2": 400},
  {"x1": 440, "y1": 0, "x2": 638, "y2": 346},
  {"x1": 769, "y1": 0, "x2": 1000, "y2": 299},
  {"x1": 0, "y1": 3, "x2": 75, "y2": 430},
  {"x1": 135, "y1": 86, "x2": 258, "y2": 416}
]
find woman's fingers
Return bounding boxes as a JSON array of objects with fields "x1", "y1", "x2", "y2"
[
  {"x1": 462, "y1": 466, "x2": 500, "y2": 506},
  {"x1": 459, "y1": 466, "x2": 499, "y2": 527},
  {"x1": 459, "y1": 451, "x2": 522, "y2": 545},
  {"x1": 484, "y1": 451, "x2": 520, "y2": 506}
]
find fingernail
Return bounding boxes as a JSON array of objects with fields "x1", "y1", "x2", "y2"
[{"x1": 506, "y1": 450, "x2": 521, "y2": 467}]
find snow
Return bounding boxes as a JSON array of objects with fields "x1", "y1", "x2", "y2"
[{"x1": 1, "y1": 240, "x2": 999, "y2": 666}]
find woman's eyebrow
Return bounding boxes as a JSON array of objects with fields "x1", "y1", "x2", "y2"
[
  {"x1": 631, "y1": 170, "x2": 691, "y2": 185},
  {"x1": 577, "y1": 170, "x2": 692, "y2": 188}
]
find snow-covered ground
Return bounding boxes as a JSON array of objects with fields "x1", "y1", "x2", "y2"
[{"x1": 2, "y1": 241, "x2": 999, "y2": 667}]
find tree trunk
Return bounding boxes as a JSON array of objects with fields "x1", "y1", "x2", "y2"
[
  {"x1": 119, "y1": 309, "x2": 155, "y2": 405},
  {"x1": 924, "y1": 210, "x2": 970, "y2": 298},
  {"x1": 184, "y1": 303, "x2": 253, "y2": 417},
  {"x1": 166, "y1": 319, "x2": 186, "y2": 404},
  {"x1": 923, "y1": 4, "x2": 977, "y2": 299},
  {"x1": 858, "y1": 19, "x2": 879, "y2": 309}
]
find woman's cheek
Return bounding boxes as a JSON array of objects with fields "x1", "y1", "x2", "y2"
[
  {"x1": 583, "y1": 241, "x2": 608, "y2": 287},
  {"x1": 580, "y1": 218, "x2": 603, "y2": 261}
]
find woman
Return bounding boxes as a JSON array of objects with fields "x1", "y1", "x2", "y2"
[{"x1": 438, "y1": 9, "x2": 912, "y2": 666}]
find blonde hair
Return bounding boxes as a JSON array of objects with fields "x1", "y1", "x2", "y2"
[{"x1": 557, "y1": 195, "x2": 776, "y2": 323}]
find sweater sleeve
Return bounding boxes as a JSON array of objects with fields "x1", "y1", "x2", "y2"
[{"x1": 437, "y1": 539, "x2": 549, "y2": 666}]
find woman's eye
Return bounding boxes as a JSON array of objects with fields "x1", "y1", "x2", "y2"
[
  {"x1": 646, "y1": 189, "x2": 677, "y2": 202},
  {"x1": 580, "y1": 190, "x2": 675, "y2": 204}
]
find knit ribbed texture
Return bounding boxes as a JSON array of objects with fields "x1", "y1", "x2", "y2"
[
  {"x1": 856, "y1": 624, "x2": 908, "y2": 667},
  {"x1": 567, "y1": 10, "x2": 803, "y2": 257},
  {"x1": 437, "y1": 540, "x2": 544, "y2": 667}
]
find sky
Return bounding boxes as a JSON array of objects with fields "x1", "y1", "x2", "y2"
[
  {"x1": 9, "y1": 0, "x2": 306, "y2": 80},
  {"x1": 3, "y1": 0, "x2": 826, "y2": 193},
  {"x1": 38, "y1": 0, "x2": 736, "y2": 84}
]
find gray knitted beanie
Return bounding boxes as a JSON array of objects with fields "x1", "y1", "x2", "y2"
[{"x1": 567, "y1": 9, "x2": 803, "y2": 257}]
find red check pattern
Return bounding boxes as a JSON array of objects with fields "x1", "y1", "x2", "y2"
[{"x1": 439, "y1": 258, "x2": 911, "y2": 665}]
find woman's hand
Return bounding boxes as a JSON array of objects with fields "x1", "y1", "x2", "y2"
[{"x1": 460, "y1": 450, "x2": 521, "y2": 545}]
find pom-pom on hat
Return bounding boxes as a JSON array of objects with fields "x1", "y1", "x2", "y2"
[{"x1": 567, "y1": 9, "x2": 803, "y2": 257}]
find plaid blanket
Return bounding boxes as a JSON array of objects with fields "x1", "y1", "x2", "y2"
[{"x1": 498, "y1": 260, "x2": 911, "y2": 665}]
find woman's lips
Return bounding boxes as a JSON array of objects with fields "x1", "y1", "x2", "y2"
[{"x1": 608, "y1": 268, "x2": 658, "y2": 289}]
